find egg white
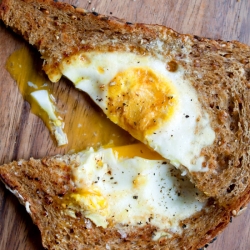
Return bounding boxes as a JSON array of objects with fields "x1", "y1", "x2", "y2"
[
  {"x1": 68, "y1": 147, "x2": 204, "y2": 235},
  {"x1": 31, "y1": 89, "x2": 68, "y2": 146},
  {"x1": 60, "y1": 51, "x2": 215, "y2": 172}
]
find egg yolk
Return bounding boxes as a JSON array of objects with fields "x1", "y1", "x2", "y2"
[
  {"x1": 5, "y1": 45, "x2": 54, "y2": 129},
  {"x1": 106, "y1": 67, "x2": 178, "y2": 141},
  {"x1": 111, "y1": 142, "x2": 164, "y2": 160},
  {"x1": 71, "y1": 187, "x2": 108, "y2": 212}
]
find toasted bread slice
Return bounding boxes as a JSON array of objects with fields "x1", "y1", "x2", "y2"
[
  {"x1": 1, "y1": 0, "x2": 250, "y2": 209},
  {"x1": 0, "y1": 149, "x2": 232, "y2": 250}
]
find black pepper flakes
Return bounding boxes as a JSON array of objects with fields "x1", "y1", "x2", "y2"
[
  {"x1": 133, "y1": 195, "x2": 138, "y2": 199},
  {"x1": 185, "y1": 115, "x2": 190, "y2": 118}
]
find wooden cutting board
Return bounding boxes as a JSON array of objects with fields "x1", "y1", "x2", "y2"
[{"x1": 0, "y1": 0, "x2": 250, "y2": 249}]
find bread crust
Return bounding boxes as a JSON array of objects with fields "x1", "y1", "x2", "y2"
[{"x1": 0, "y1": 156, "x2": 231, "y2": 250}]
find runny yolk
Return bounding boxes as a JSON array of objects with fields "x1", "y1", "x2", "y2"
[
  {"x1": 6, "y1": 46, "x2": 165, "y2": 160},
  {"x1": 6, "y1": 45, "x2": 54, "y2": 129},
  {"x1": 106, "y1": 67, "x2": 178, "y2": 142},
  {"x1": 111, "y1": 142, "x2": 164, "y2": 160}
]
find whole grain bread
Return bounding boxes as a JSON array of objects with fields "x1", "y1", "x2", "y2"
[
  {"x1": 0, "y1": 0, "x2": 250, "y2": 246},
  {"x1": 1, "y1": 0, "x2": 250, "y2": 210},
  {"x1": 0, "y1": 154, "x2": 231, "y2": 250}
]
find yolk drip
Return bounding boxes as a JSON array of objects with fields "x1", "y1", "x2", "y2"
[
  {"x1": 6, "y1": 46, "x2": 134, "y2": 150},
  {"x1": 6, "y1": 47, "x2": 165, "y2": 160},
  {"x1": 111, "y1": 142, "x2": 164, "y2": 160},
  {"x1": 106, "y1": 67, "x2": 178, "y2": 141},
  {"x1": 6, "y1": 45, "x2": 54, "y2": 129}
]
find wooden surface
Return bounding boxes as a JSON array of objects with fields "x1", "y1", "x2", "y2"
[{"x1": 0, "y1": 0, "x2": 250, "y2": 249}]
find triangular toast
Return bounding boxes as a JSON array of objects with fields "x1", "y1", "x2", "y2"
[{"x1": 0, "y1": 150, "x2": 231, "y2": 250}]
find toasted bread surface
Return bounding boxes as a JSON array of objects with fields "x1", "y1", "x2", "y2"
[
  {"x1": 1, "y1": 0, "x2": 250, "y2": 249},
  {"x1": 1, "y1": 0, "x2": 250, "y2": 209},
  {"x1": 0, "y1": 155, "x2": 232, "y2": 250}
]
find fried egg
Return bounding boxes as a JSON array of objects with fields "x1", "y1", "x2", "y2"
[
  {"x1": 64, "y1": 147, "x2": 204, "y2": 236},
  {"x1": 59, "y1": 51, "x2": 215, "y2": 172}
]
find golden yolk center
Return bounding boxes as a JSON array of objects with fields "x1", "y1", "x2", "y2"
[{"x1": 106, "y1": 68, "x2": 178, "y2": 141}]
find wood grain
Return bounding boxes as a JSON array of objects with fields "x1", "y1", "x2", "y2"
[{"x1": 0, "y1": 0, "x2": 250, "y2": 249}]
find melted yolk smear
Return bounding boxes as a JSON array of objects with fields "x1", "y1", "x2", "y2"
[
  {"x1": 6, "y1": 46, "x2": 52, "y2": 126},
  {"x1": 6, "y1": 46, "x2": 67, "y2": 146},
  {"x1": 6, "y1": 46, "x2": 164, "y2": 160},
  {"x1": 111, "y1": 143, "x2": 164, "y2": 160}
]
